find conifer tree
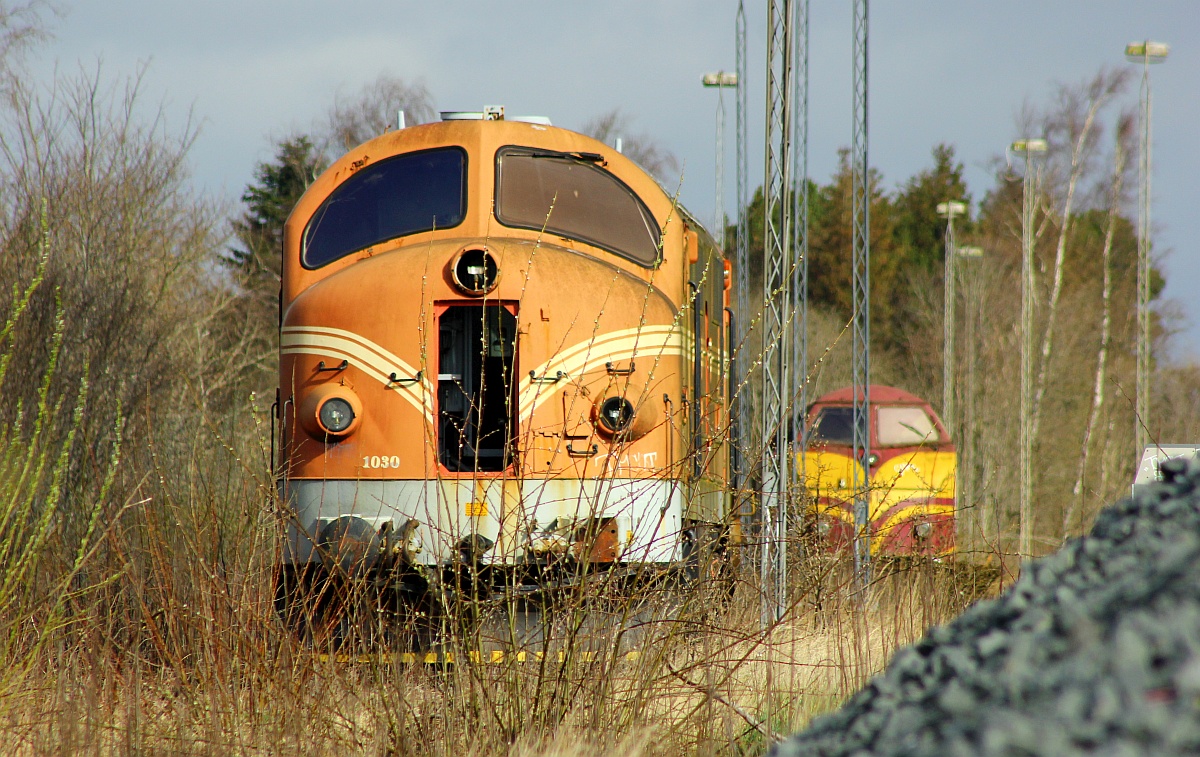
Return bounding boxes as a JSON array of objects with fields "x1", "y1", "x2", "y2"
[{"x1": 227, "y1": 136, "x2": 325, "y2": 292}]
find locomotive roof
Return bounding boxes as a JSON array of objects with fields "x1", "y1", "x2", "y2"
[
  {"x1": 812, "y1": 385, "x2": 930, "y2": 406},
  {"x1": 348, "y1": 118, "x2": 720, "y2": 251}
]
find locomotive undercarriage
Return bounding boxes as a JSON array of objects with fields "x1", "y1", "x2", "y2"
[{"x1": 274, "y1": 518, "x2": 733, "y2": 650}]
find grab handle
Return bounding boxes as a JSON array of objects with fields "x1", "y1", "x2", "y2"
[
  {"x1": 529, "y1": 370, "x2": 565, "y2": 384},
  {"x1": 566, "y1": 442, "x2": 598, "y2": 458}
]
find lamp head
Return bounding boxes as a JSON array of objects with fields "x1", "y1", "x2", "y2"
[
  {"x1": 1125, "y1": 41, "x2": 1170, "y2": 62},
  {"x1": 937, "y1": 201, "x2": 968, "y2": 217},
  {"x1": 702, "y1": 72, "x2": 739, "y2": 87},
  {"x1": 1011, "y1": 138, "x2": 1048, "y2": 153}
]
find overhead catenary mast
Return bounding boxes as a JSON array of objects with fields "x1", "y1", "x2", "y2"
[
  {"x1": 850, "y1": 0, "x2": 872, "y2": 590},
  {"x1": 734, "y1": 1, "x2": 750, "y2": 517},
  {"x1": 791, "y1": 0, "x2": 810, "y2": 453},
  {"x1": 760, "y1": 0, "x2": 796, "y2": 626}
]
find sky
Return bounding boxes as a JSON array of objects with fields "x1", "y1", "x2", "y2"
[{"x1": 28, "y1": 1, "x2": 1200, "y2": 355}]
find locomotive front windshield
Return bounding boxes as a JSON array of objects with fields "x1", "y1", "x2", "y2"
[
  {"x1": 494, "y1": 146, "x2": 661, "y2": 266},
  {"x1": 302, "y1": 147, "x2": 467, "y2": 268},
  {"x1": 810, "y1": 405, "x2": 942, "y2": 447},
  {"x1": 877, "y1": 406, "x2": 941, "y2": 447},
  {"x1": 810, "y1": 406, "x2": 855, "y2": 446}
]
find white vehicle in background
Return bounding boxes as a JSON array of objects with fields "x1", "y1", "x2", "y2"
[{"x1": 1132, "y1": 444, "x2": 1200, "y2": 497}]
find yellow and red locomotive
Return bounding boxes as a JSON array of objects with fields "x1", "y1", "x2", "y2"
[
  {"x1": 800, "y1": 385, "x2": 956, "y2": 558},
  {"x1": 275, "y1": 108, "x2": 733, "y2": 620}
]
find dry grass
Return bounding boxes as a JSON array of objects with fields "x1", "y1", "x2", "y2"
[{"x1": 0, "y1": 502, "x2": 983, "y2": 757}]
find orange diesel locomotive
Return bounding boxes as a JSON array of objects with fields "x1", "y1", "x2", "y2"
[
  {"x1": 275, "y1": 109, "x2": 732, "y2": 617},
  {"x1": 800, "y1": 385, "x2": 956, "y2": 558}
]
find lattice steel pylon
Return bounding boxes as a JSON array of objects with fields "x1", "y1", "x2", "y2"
[
  {"x1": 850, "y1": 0, "x2": 872, "y2": 590},
  {"x1": 760, "y1": 0, "x2": 796, "y2": 626},
  {"x1": 791, "y1": 0, "x2": 810, "y2": 457},
  {"x1": 734, "y1": 2, "x2": 750, "y2": 506}
]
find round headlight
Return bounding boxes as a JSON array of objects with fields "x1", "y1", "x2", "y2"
[
  {"x1": 319, "y1": 397, "x2": 355, "y2": 434},
  {"x1": 597, "y1": 397, "x2": 635, "y2": 434},
  {"x1": 450, "y1": 246, "x2": 500, "y2": 295},
  {"x1": 297, "y1": 384, "x2": 361, "y2": 440}
]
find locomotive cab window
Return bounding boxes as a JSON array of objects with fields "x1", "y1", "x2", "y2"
[
  {"x1": 495, "y1": 146, "x2": 661, "y2": 266},
  {"x1": 437, "y1": 305, "x2": 517, "y2": 472},
  {"x1": 877, "y1": 406, "x2": 941, "y2": 447},
  {"x1": 810, "y1": 407, "x2": 855, "y2": 446},
  {"x1": 303, "y1": 147, "x2": 467, "y2": 269}
]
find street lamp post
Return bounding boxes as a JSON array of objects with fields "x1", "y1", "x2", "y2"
[
  {"x1": 956, "y1": 244, "x2": 983, "y2": 547},
  {"x1": 1011, "y1": 138, "x2": 1046, "y2": 561},
  {"x1": 1124, "y1": 40, "x2": 1168, "y2": 456},
  {"x1": 702, "y1": 72, "x2": 739, "y2": 234},
  {"x1": 937, "y1": 200, "x2": 968, "y2": 433}
]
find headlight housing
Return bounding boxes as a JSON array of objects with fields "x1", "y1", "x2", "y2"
[
  {"x1": 597, "y1": 396, "x2": 635, "y2": 434},
  {"x1": 592, "y1": 391, "x2": 658, "y2": 442},
  {"x1": 449, "y1": 245, "x2": 500, "y2": 296},
  {"x1": 299, "y1": 383, "x2": 363, "y2": 440}
]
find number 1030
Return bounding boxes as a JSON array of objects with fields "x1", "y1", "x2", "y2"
[{"x1": 363, "y1": 455, "x2": 401, "y2": 469}]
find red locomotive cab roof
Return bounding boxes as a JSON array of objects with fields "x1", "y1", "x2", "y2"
[{"x1": 811, "y1": 384, "x2": 928, "y2": 407}]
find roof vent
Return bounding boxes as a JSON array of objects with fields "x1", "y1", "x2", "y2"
[{"x1": 441, "y1": 107, "x2": 551, "y2": 126}]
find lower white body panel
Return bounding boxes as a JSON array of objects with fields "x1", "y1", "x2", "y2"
[{"x1": 281, "y1": 477, "x2": 686, "y2": 566}]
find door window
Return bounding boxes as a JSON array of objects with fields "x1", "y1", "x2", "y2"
[{"x1": 437, "y1": 305, "x2": 517, "y2": 471}]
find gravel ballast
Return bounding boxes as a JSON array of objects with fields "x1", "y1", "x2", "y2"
[{"x1": 773, "y1": 457, "x2": 1200, "y2": 756}]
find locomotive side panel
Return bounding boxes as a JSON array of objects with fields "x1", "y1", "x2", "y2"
[{"x1": 683, "y1": 222, "x2": 732, "y2": 526}]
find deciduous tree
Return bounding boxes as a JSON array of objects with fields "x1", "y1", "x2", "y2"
[{"x1": 582, "y1": 108, "x2": 680, "y2": 185}]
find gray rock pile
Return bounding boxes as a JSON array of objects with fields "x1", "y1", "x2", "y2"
[{"x1": 773, "y1": 457, "x2": 1200, "y2": 756}]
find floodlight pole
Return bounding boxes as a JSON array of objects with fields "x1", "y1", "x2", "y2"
[
  {"x1": 715, "y1": 88, "x2": 725, "y2": 234},
  {"x1": 761, "y1": 0, "x2": 796, "y2": 627},
  {"x1": 956, "y1": 245, "x2": 983, "y2": 543},
  {"x1": 1012, "y1": 139, "x2": 1046, "y2": 561},
  {"x1": 703, "y1": 67, "x2": 741, "y2": 542},
  {"x1": 1125, "y1": 40, "x2": 1168, "y2": 456},
  {"x1": 702, "y1": 72, "x2": 739, "y2": 233},
  {"x1": 938, "y1": 200, "x2": 967, "y2": 433}
]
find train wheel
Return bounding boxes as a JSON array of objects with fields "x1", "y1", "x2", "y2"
[
  {"x1": 273, "y1": 563, "x2": 332, "y2": 646},
  {"x1": 680, "y1": 524, "x2": 736, "y2": 602},
  {"x1": 274, "y1": 563, "x2": 436, "y2": 651}
]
